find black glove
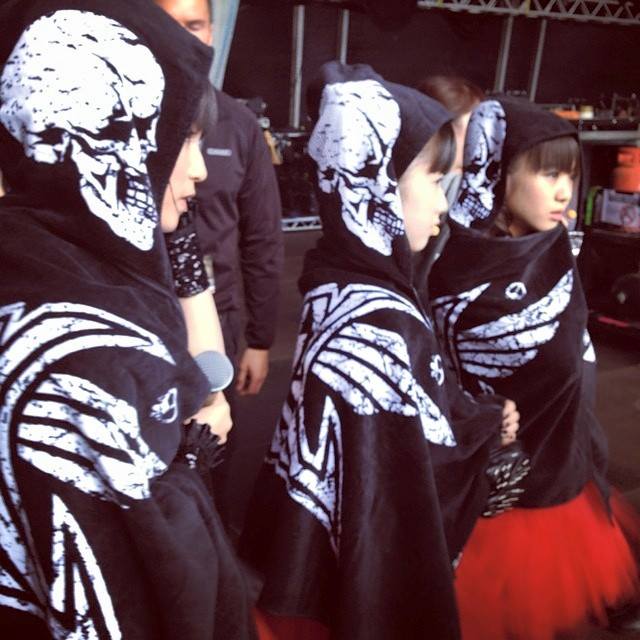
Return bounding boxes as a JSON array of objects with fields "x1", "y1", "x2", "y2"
[
  {"x1": 164, "y1": 199, "x2": 211, "y2": 298},
  {"x1": 175, "y1": 419, "x2": 226, "y2": 472},
  {"x1": 483, "y1": 440, "x2": 531, "y2": 517}
]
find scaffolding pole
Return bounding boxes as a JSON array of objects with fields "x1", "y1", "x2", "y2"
[
  {"x1": 289, "y1": 5, "x2": 306, "y2": 129},
  {"x1": 493, "y1": 15, "x2": 514, "y2": 93},
  {"x1": 528, "y1": 18, "x2": 547, "y2": 101},
  {"x1": 337, "y1": 8, "x2": 350, "y2": 64}
]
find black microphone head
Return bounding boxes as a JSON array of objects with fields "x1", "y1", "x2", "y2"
[{"x1": 194, "y1": 350, "x2": 234, "y2": 393}]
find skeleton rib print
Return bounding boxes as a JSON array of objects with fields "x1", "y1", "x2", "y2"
[
  {"x1": 0, "y1": 301, "x2": 175, "y2": 633},
  {"x1": 18, "y1": 373, "x2": 167, "y2": 503},
  {"x1": 274, "y1": 396, "x2": 344, "y2": 555},
  {"x1": 270, "y1": 283, "x2": 455, "y2": 554},
  {"x1": 432, "y1": 269, "x2": 574, "y2": 380}
]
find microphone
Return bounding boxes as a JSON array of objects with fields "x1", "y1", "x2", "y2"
[{"x1": 194, "y1": 350, "x2": 234, "y2": 393}]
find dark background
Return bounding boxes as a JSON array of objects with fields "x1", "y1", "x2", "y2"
[{"x1": 223, "y1": 1, "x2": 640, "y2": 129}]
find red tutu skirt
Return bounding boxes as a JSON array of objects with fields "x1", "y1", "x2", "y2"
[
  {"x1": 256, "y1": 612, "x2": 329, "y2": 640},
  {"x1": 455, "y1": 483, "x2": 640, "y2": 640}
]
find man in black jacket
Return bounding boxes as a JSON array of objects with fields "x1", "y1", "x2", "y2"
[
  {"x1": 156, "y1": 0, "x2": 284, "y2": 530},
  {"x1": 157, "y1": 0, "x2": 283, "y2": 392}
]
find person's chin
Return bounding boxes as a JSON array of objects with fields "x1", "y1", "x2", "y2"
[
  {"x1": 407, "y1": 237, "x2": 428, "y2": 253},
  {"x1": 160, "y1": 214, "x2": 180, "y2": 233},
  {"x1": 528, "y1": 218, "x2": 560, "y2": 233}
]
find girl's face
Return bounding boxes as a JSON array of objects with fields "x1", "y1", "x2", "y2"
[
  {"x1": 505, "y1": 163, "x2": 574, "y2": 236},
  {"x1": 399, "y1": 158, "x2": 448, "y2": 252},
  {"x1": 160, "y1": 132, "x2": 207, "y2": 232}
]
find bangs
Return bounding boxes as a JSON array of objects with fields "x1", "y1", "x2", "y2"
[
  {"x1": 521, "y1": 136, "x2": 580, "y2": 178},
  {"x1": 191, "y1": 82, "x2": 217, "y2": 136},
  {"x1": 403, "y1": 122, "x2": 456, "y2": 178},
  {"x1": 426, "y1": 122, "x2": 456, "y2": 175}
]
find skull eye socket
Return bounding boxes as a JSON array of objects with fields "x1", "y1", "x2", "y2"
[
  {"x1": 133, "y1": 115, "x2": 154, "y2": 142},
  {"x1": 36, "y1": 127, "x2": 66, "y2": 147},
  {"x1": 96, "y1": 120, "x2": 134, "y2": 143}
]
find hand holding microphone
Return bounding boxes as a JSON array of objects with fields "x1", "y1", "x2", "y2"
[{"x1": 187, "y1": 350, "x2": 235, "y2": 445}]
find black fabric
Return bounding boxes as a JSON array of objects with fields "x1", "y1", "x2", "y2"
[
  {"x1": 429, "y1": 96, "x2": 609, "y2": 509},
  {"x1": 0, "y1": 2, "x2": 255, "y2": 637},
  {"x1": 210, "y1": 308, "x2": 241, "y2": 533},
  {"x1": 194, "y1": 89, "x2": 283, "y2": 350},
  {"x1": 240, "y1": 62, "x2": 503, "y2": 639}
]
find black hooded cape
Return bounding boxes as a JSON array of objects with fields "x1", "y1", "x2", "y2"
[
  {"x1": 429, "y1": 96, "x2": 609, "y2": 509},
  {"x1": 0, "y1": 1, "x2": 254, "y2": 637},
  {"x1": 241, "y1": 62, "x2": 504, "y2": 640}
]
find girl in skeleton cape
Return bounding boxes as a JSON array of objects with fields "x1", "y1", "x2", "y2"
[
  {"x1": 0, "y1": 1, "x2": 257, "y2": 637},
  {"x1": 240, "y1": 62, "x2": 514, "y2": 640},
  {"x1": 429, "y1": 96, "x2": 640, "y2": 639}
]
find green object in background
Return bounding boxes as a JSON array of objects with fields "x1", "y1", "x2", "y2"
[{"x1": 584, "y1": 186, "x2": 602, "y2": 226}]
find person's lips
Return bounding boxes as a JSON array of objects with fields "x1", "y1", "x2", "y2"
[
  {"x1": 549, "y1": 211, "x2": 565, "y2": 221},
  {"x1": 176, "y1": 193, "x2": 196, "y2": 211}
]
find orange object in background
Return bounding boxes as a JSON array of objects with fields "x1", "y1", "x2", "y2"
[
  {"x1": 612, "y1": 146, "x2": 640, "y2": 193},
  {"x1": 551, "y1": 108, "x2": 581, "y2": 120}
]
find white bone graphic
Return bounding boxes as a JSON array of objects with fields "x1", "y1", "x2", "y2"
[
  {"x1": 308, "y1": 80, "x2": 404, "y2": 255},
  {"x1": 270, "y1": 283, "x2": 455, "y2": 554},
  {"x1": 0, "y1": 301, "x2": 174, "y2": 629},
  {"x1": 433, "y1": 270, "x2": 574, "y2": 380},
  {"x1": 0, "y1": 11, "x2": 164, "y2": 250}
]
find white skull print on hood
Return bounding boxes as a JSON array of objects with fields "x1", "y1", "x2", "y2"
[
  {"x1": 308, "y1": 78, "x2": 404, "y2": 256},
  {"x1": 1, "y1": 11, "x2": 164, "y2": 250},
  {"x1": 303, "y1": 61, "x2": 454, "y2": 292},
  {"x1": 0, "y1": 0, "x2": 211, "y2": 285}
]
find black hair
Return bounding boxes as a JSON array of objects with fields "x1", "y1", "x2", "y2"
[
  {"x1": 402, "y1": 121, "x2": 456, "y2": 178},
  {"x1": 511, "y1": 135, "x2": 581, "y2": 179},
  {"x1": 191, "y1": 81, "x2": 217, "y2": 137},
  {"x1": 425, "y1": 121, "x2": 456, "y2": 175}
]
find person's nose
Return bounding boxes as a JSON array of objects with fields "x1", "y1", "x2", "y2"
[
  {"x1": 436, "y1": 184, "x2": 449, "y2": 217},
  {"x1": 189, "y1": 144, "x2": 208, "y2": 184},
  {"x1": 555, "y1": 174, "x2": 573, "y2": 205}
]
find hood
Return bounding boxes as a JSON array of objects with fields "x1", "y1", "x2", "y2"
[
  {"x1": 450, "y1": 95, "x2": 577, "y2": 229},
  {"x1": 302, "y1": 61, "x2": 451, "y2": 293},
  {"x1": 0, "y1": 0, "x2": 213, "y2": 287}
]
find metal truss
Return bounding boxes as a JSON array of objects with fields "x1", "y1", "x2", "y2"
[
  {"x1": 417, "y1": 0, "x2": 640, "y2": 25},
  {"x1": 578, "y1": 127, "x2": 640, "y2": 143},
  {"x1": 282, "y1": 215, "x2": 322, "y2": 232}
]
